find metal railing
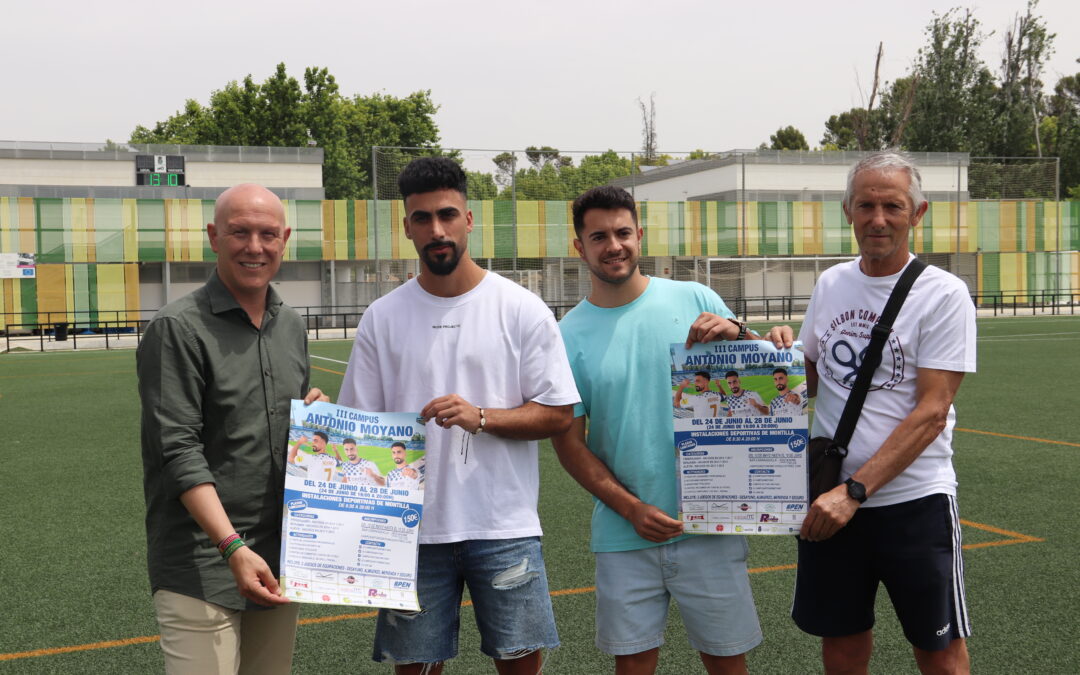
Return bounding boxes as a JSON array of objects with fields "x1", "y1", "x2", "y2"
[{"x1": 4, "y1": 291, "x2": 1077, "y2": 353}]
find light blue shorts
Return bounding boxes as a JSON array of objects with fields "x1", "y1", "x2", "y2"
[
  {"x1": 372, "y1": 537, "x2": 558, "y2": 665},
  {"x1": 595, "y1": 535, "x2": 762, "y2": 656}
]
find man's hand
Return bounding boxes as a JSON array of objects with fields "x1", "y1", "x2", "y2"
[
  {"x1": 227, "y1": 546, "x2": 290, "y2": 607},
  {"x1": 628, "y1": 501, "x2": 685, "y2": 543},
  {"x1": 685, "y1": 312, "x2": 741, "y2": 347},
  {"x1": 421, "y1": 394, "x2": 482, "y2": 433},
  {"x1": 403, "y1": 467, "x2": 419, "y2": 479},
  {"x1": 303, "y1": 388, "x2": 330, "y2": 404},
  {"x1": 762, "y1": 325, "x2": 795, "y2": 349},
  {"x1": 786, "y1": 392, "x2": 802, "y2": 405},
  {"x1": 799, "y1": 484, "x2": 859, "y2": 542}
]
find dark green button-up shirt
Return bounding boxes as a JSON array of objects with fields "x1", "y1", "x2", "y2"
[{"x1": 138, "y1": 271, "x2": 309, "y2": 610}]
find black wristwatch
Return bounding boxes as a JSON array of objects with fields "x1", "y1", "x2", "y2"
[
  {"x1": 844, "y1": 478, "x2": 867, "y2": 504},
  {"x1": 732, "y1": 320, "x2": 748, "y2": 341}
]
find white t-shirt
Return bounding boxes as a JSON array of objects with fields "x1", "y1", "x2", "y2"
[
  {"x1": 340, "y1": 458, "x2": 381, "y2": 486},
  {"x1": 799, "y1": 256, "x2": 976, "y2": 507},
  {"x1": 386, "y1": 467, "x2": 422, "y2": 491},
  {"x1": 297, "y1": 452, "x2": 341, "y2": 482},
  {"x1": 685, "y1": 391, "x2": 727, "y2": 418},
  {"x1": 769, "y1": 389, "x2": 807, "y2": 416},
  {"x1": 338, "y1": 272, "x2": 580, "y2": 544},
  {"x1": 727, "y1": 390, "x2": 765, "y2": 417}
]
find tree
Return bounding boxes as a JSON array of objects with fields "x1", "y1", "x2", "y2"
[
  {"x1": 466, "y1": 171, "x2": 499, "y2": 199},
  {"x1": 1046, "y1": 68, "x2": 1080, "y2": 196},
  {"x1": 993, "y1": 0, "x2": 1055, "y2": 157},
  {"x1": 524, "y1": 146, "x2": 561, "y2": 170},
  {"x1": 821, "y1": 110, "x2": 864, "y2": 150},
  {"x1": 638, "y1": 93, "x2": 658, "y2": 162},
  {"x1": 767, "y1": 126, "x2": 809, "y2": 151},
  {"x1": 899, "y1": 9, "x2": 997, "y2": 153},
  {"x1": 488, "y1": 149, "x2": 635, "y2": 200},
  {"x1": 129, "y1": 63, "x2": 442, "y2": 199}
]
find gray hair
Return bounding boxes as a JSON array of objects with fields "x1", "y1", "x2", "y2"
[{"x1": 844, "y1": 150, "x2": 926, "y2": 210}]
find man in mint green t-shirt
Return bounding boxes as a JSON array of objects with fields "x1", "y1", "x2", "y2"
[{"x1": 554, "y1": 185, "x2": 792, "y2": 674}]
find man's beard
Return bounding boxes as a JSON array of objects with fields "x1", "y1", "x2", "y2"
[
  {"x1": 588, "y1": 256, "x2": 639, "y2": 285},
  {"x1": 423, "y1": 241, "x2": 463, "y2": 276}
]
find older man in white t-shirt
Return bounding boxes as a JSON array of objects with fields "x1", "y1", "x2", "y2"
[{"x1": 786, "y1": 151, "x2": 977, "y2": 675}]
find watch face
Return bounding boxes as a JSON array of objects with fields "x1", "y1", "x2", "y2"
[{"x1": 846, "y1": 479, "x2": 867, "y2": 502}]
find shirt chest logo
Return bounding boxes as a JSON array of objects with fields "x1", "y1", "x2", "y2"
[{"x1": 819, "y1": 309, "x2": 905, "y2": 391}]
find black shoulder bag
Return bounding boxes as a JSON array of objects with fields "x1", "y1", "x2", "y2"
[{"x1": 807, "y1": 258, "x2": 928, "y2": 501}]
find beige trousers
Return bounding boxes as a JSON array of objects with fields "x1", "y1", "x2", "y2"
[{"x1": 153, "y1": 589, "x2": 300, "y2": 675}]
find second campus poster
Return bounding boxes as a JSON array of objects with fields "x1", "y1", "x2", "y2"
[
  {"x1": 670, "y1": 340, "x2": 810, "y2": 535},
  {"x1": 280, "y1": 401, "x2": 426, "y2": 610}
]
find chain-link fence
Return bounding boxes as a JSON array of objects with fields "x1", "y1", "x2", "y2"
[{"x1": 361, "y1": 146, "x2": 1070, "y2": 314}]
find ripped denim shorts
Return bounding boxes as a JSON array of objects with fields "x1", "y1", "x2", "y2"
[{"x1": 373, "y1": 537, "x2": 559, "y2": 665}]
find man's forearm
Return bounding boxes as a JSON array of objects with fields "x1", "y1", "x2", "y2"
[
  {"x1": 851, "y1": 369, "x2": 964, "y2": 497},
  {"x1": 479, "y1": 401, "x2": 574, "y2": 440},
  {"x1": 179, "y1": 483, "x2": 236, "y2": 544}
]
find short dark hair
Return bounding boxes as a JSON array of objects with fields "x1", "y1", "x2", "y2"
[
  {"x1": 391, "y1": 441, "x2": 407, "y2": 450},
  {"x1": 571, "y1": 185, "x2": 637, "y2": 236},
  {"x1": 397, "y1": 157, "x2": 467, "y2": 201},
  {"x1": 314, "y1": 431, "x2": 329, "y2": 442},
  {"x1": 773, "y1": 368, "x2": 787, "y2": 376},
  {"x1": 725, "y1": 371, "x2": 739, "y2": 379},
  {"x1": 694, "y1": 371, "x2": 711, "y2": 380},
  {"x1": 343, "y1": 438, "x2": 357, "y2": 446}
]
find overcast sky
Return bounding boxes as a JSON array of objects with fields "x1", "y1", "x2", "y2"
[{"x1": 3, "y1": 0, "x2": 1078, "y2": 158}]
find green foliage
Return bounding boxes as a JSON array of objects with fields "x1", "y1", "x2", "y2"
[
  {"x1": 900, "y1": 8, "x2": 997, "y2": 154},
  {"x1": 1047, "y1": 71, "x2": 1080, "y2": 196},
  {"x1": 129, "y1": 63, "x2": 442, "y2": 199},
  {"x1": 768, "y1": 126, "x2": 809, "y2": 151},
  {"x1": 486, "y1": 149, "x2": 635, "y2": 200},
  {"x1": 466, "y1": 170, "x2": 498, "y2": 199},
  {"x1": 991, "y1": 0, "x2": 1055, "y2": 157}
]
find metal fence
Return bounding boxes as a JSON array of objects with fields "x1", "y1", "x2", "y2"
[{"x1": 4, "y1": 288, "x2": 1077, "y2": 353}]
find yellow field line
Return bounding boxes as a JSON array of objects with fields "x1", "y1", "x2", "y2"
[
  {"x1": 312, "y1": 365, "x2": 346, "y2": 376},
  {"x1": 955, "y1": 427, "x2": 1080, "y2": 448},
  {"x1": 0, "y1": 515, "x2": 1041, "y2": 663},
  {"x1": 0, "y1": 636, "x2": 160, "y2": 661},
  {"x1": 960, "y1": 519, "x2": 1044, "y2": 543}
]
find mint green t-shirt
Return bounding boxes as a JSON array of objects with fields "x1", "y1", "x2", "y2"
[{"x1": 559, "y1": 277, "x2": 734, "y2": 553}]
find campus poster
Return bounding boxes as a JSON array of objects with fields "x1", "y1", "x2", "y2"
[
  {"x1": 280, "y1": 400, "x2": 426, "y2": 609},
  {"x1": 670, "y1": 340, "x2": 809, "y2": 535}
]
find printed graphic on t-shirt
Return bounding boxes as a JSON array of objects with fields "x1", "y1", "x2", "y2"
[
  {"x1": 688, "y1": 391, "x2": 728, "y2": 418},
  {"x1": 727, "y1": 390, "x2": 765, "y2": 417},
  {"x1": 818, "y1": 308, "x2": 905, "y2": 391}
]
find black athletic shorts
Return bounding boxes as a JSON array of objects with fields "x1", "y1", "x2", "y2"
[{"x1": 791, "y1": 493, "x2": 972, "y2": 651}]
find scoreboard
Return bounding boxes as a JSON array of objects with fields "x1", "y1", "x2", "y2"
[{"x1": 135, "y1": 154, "x2": 185, "y2": 186}]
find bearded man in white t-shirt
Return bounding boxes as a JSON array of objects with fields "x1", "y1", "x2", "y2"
[
  {"x1": 338, "y1": 157, "x2": 579, "y2": 675},
  {"x1": 788, "y1": 151, "x2": 977, "y2": 675},
  {"x1": 674, "y1": 370, "x2": 728, "y2": 418},
  {"x1": 724, "y1": 371, "x2": 768, "y2": 417}
]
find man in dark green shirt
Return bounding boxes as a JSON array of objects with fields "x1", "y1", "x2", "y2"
[{"x1": 138, "y1": 183, "x2": 326, "y2": 674}]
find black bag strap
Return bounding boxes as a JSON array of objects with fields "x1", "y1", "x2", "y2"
[{"x1": 827, "y1": 258, "x2": 928, "y2": 457}]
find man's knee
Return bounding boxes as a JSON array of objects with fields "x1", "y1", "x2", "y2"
[
  {"x1": 913, "y1": 638, "x2": 970, "y2": 675},
  {"x1": 491, "y1": 557, "x2": 540, "y2": 590},
  {"x1": 822, "y1": 631, "x2": 873, "y2": 675}
]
